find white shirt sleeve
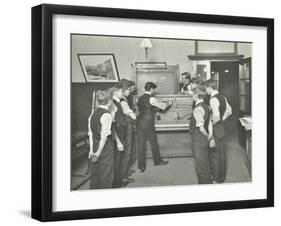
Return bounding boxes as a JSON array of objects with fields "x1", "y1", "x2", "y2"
[
  {"x1": 100, "y1": 113, "x2": 113, "y2": 138},
  {"x1": 193, "y1": 106, "x2": 205, "y2": 127},
  {"x1": 120, "y1": 101, "x2": 136, "y2": 120},
  {"x1": 149, "y1": 97, "x2": 167, "y2": 110},
  {"x1": 88, "y1": 109, "x2": 94, "y2": 136},
  {"x1": 109, "y1": 104, "x2": 118, "y2": 122},
  {"x1": 210, "y1": 97, "x2": 221, "y2": 122},
  {"x1": 222, "y1": 98, "x2": 232, "y2": 121}
]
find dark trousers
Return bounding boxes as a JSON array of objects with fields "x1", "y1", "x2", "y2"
[
  {"x1": 137, "y1": 119, "x2": 161, "y2": 170},
  {"x1": 113, "y1": 148, "x2": 122, "y2": 188},
  {"x1": 119, "y1": 121, "x2": 134, "y2": 180},
  {"x1": 90, "y1": 139, "x2": 114, "y2": 189},
  {"x1": 127, "y1": 128, "x2": 137, "y2": 173},
  {"x1": 209, "y1": 137, "x2": 226, "y2": 183},
  {"x1": 112, "y1": 126, "x2": 126, "y2": 188},
  {"x1": 191, "y1": 129, "x2": 212, "y2": 184}
]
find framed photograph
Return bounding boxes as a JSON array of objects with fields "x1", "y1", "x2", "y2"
[
  {"x1": 32, "y1": 4, "x2": 274, "y2": 222},
  {"x1": 78, "y1": 54, "x2": 120, "y2": 82}
]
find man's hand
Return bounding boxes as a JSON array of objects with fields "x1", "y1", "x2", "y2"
[{"x1": 117, "y1": 142, "x2": 124, "y2": 151}]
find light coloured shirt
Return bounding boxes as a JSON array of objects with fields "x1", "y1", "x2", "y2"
[
  {"x1": 88, "y1": 105, "x2": 113, "y2": 139},
  {"x1": 210, "y1": 90, "x2": 232, "y2": 122},
  {"x1": 120, "y1": 97, "x2": 136, "y2": 120},
  {"x1": 145, "y1": 91, "x2": 167, "y2": 110},
  {"x1": 193, "y1": 99, "x2": 205, "y2": 127},
  {"x1": 109, "y1": 103, "x2": 117, "y2": 122}
]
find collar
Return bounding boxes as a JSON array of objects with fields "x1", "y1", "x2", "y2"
[
  {"x1": 210, "y1": 90, "x2": 219, "y2": 97},
  {"x1": 99, "y1": 105, "x2": 109, "y2": 110},
  {"x1": 113, "y1": 96, "x2": 120, "y2": 102},
  {"x1": 195, "y1": 99, "x2": 204, "y2": 106},
  {"x1": 144, "y1": 91, "x2": 152, "y2": 95}
]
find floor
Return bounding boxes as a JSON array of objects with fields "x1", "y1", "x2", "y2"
[{"x1": 75, "y1": 135, "x2": 251, "y2": 190}]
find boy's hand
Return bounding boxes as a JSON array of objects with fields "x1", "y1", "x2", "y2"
[
  {"x1": 168, "y1": 100, "x2": 173, "y2": 106},
  {"x1": 91, "y1": 153, "x2": 99, "y2": 162},
  {"x1": 209, "y1": 138, "x2": 216, "y2": 148},
  {"x1": 117, "y1": 142, "x2": 124, "y2": 151},
  {"x1": 88, "y1": 150, "x2": 94, "y2": 159}
]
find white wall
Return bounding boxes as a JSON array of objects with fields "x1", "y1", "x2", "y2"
[
  {"x1": 72, "y1": 35, "x2": 252, "y2": 82},
  {"x1": 238, "y1": 43, "x2": 252, "y2": 58},
  {"x1": 72, "y1": 35, "x2": 195, "y2": 82},
  {"x1": 0, "y1": 1, "x2": 279, "y2": 226}
]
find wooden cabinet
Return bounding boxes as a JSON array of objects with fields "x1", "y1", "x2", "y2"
[
  {"x1": 239, "y1": 57, "x2": 251, "y2": 115},
  {"x1": 238, "y1": 57, "x2": 252, "y2": 176}
]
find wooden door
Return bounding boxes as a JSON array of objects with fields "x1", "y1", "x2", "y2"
[{"x1": 211, "y1": 61, "x2": 239, "y2": 136}]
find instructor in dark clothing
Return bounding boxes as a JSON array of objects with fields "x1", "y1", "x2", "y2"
[{"x1": 136, "y1": 82, "x2": 173, "y2": 172}]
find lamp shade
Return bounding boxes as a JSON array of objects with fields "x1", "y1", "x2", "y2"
[{"x1": 140, "y1": 38, "x2": 152, "y2": 48}]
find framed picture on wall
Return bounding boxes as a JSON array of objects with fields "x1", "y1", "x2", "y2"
[
  {"x1": 32, "y1": 3, "x2": 274, "y2": 222},
  {"x1": 78, "y1": 54, "x2": 120, "y2": 82}
]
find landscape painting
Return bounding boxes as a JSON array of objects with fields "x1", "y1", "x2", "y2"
[{"x1": 78, "y1": 54, "x2": 119, "y2": 82}]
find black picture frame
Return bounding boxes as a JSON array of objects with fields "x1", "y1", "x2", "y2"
[{"x1": 32, "y1": 3, "x2": 274, "y2": 222}]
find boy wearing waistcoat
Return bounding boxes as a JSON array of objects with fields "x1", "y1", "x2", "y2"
[
  {"x1": 190, "y1": 86, "x2": 214, "y2": 184},
  {"x1": 136, "y1": 82, "x2": 173, "y2": 172},
  {"x1": 205, "y1": 79, "x2": 232, "y2": 183},
  {"x1": 118, "y1": 79, "x2": 137, "y2": 186},
  {"x1": 112, "y1": 83, "x2": 128, "y2": 188},
  {"x1": 88, "y1": 90, "x2": 115, "y2": 189},
  {"x1": 126, "y1": 81, "x2": 138, "y2": 177}
]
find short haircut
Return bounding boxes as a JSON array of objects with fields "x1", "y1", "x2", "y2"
[
  {"x1": 128, "y1": 80, "x2": 135, "y2": 87},
  {"x1": 96, "y1": 90, "x2": 112, "y2": 105},
  {"x1": 205, "y1": 79, "x2": 218, "y2": 90},
  {"x1": 182, "y1": 72, "x2": 191, "y2": 80},
  {"x1": 116, "y1": 79, "x2": 131, "y2": 90},
  {"x1": 193, "y1": 86, "x2": 207, "y2": 99},
  {"x1": 190, "y1": 77, "x2": 203, "y2": 86},
  {"x1": 144, "y1": 82, "x2": 157, "y2": 91}
]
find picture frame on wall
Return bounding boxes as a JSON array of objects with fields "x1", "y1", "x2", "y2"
[
  {"x1": 78, "y1": 54, "x2": 120, "y2": 82},
  {"x1": 32, "y1": 4, "x2": 274, "y2": 222}
]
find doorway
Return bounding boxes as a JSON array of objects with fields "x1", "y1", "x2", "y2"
[{"x1": 211, "y1": 61, "x2": 239, "y2": 137}]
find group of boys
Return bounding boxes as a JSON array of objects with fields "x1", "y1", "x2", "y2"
[
  {"x1": 189, "y1": 78, "x2": 232, "y2": 184},
  {"x1": 87, "y1": 76, "x2": 232, "y2": 189},
  {"x1": 88, "y1": 79, "x2": 137, "y2": 189}
]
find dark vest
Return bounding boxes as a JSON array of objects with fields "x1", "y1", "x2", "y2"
[
  {"x1": 211, "y1": 93, "x2": 226, "y2": 120},
  {"x1": 90, "y1": 108, "x2": 112, "y2": 152},
  {"x1": 113, "y1": 98, "x2": 127, "y2": 127},
  {"x1": 127, "y1": 95, "x2": 136, "y2": 111},
  {"x1": 137, "y1": 93, "x2": 156, "y2": 120},
  {"x1": 190, "y1": 101, "x2": 210, "y2": 134},
  {"x1": 122, "y1": 98, "x2": 136, "y2": 124},
  {"x1": 113, "y1": 98, "x2": 127, "y2": 143}
]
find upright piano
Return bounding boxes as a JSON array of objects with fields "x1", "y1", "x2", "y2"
[{"x1": 132, "y1": 63, "x2": 193, "y2": 131}]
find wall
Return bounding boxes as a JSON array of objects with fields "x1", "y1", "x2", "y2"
[
  {"x1": 72, "y1": 35, "x2": 195, "y2": 82},
  {"x1": 72, "y1": 35, "x2": 252, "y2": 82},
  {"x1": 71, "y1": 36, "x2": 252, "y2": 133},
  {"x1": 238, "y1": 43, "x2": 252, "y2": 58}
]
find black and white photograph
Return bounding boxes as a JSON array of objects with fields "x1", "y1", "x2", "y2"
[
  {"x1": 30, "y1": 3, "x2": 274, "y2": 221},
  {"x1": 71, "y1": 34, "x2": 252, "y2": 190}
]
